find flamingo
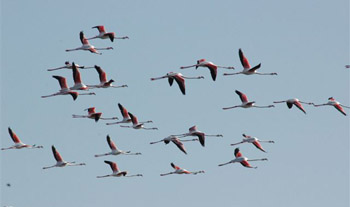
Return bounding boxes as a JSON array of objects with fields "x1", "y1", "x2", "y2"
[
  {"x1": 95, "y1": 135, "x2": 141, "y2": 157},
  {"x1": 41, "y1": 76, "x2": 95, "y2": 100},
  {"x1": 65, "y1": 31, "x2": 113, "y2": 54},
  {"x1": 43, "y1": 146, "x2": 86, "y2": 169},
  {"x1": 69, "y1": 62, "x2": 91, "y2": 90},
  {"x1": 173, "y1": 125, "x2": 223, "y2": 147},
  {"x1": 106, "y1": 103, "x2": 132, "y2": 125},
  {"x1": 72, "y1": 107, "x2": 118, "y2": 122},
  {"x1": 150, "y1": 72, "x2": 204, "y2": 95},
  {"x1": 180, "y1": 59, "x2": 235, "y2": 81},
  {"x1": 223, "y1": 90, "x2": 275, "y2": 110},
  {"x1": 345, "y1": 65, "x2": 350, "y2": 68},
  {"x1": 88, "y1": 25, "x2": 129, "y2": 42},
  {"x1": 47, "y1": 61, "x2": 93, "y2": 71},
  {"x1": 87, "y1": 65, "x2": 128, "y2": 89},
  {"x1": 120, "y1": 112, "x2": 158, "y2": 130},
  {"x1": 223, "y1": 48, "x2": 277, "y2": 76},
  {"x1": 160, "y1": 163, "x2": 205, "y2": 176},
  {"x1": 230, "y1": 134, "x2": 274, "y2": 153},
  {"x1": 218, "y1": 148, "x2": 268, "y2": 168},
  {"x1": 1, "y1": 127, "x2": 43, "y2": 150},
  {"x1": 313, "y1": 97, "x2": 350, "y2": 116},
  {"x1": 97, "y1": 160, "x2": 142, "y2": 178},
  {"x1": 150, "y1": 135, "x2": 198, "y2": 154},
  {"x1": 273, "y1": 99, "x2": 314, "y2": 114}
]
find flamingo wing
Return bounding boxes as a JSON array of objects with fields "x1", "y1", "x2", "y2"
[
  {"x1": 168, "y1": 77, "x2": 174, "y2": 86},
  {"x1": 52, "y1": 76, "x2": 69, "y2": 90},
  {"x1": 193, "y1": 132, "x2": 205, "y2": 147},
  {"x1": 72, "y1": 63, "x2": 82, "y2": 84},
  {"x1": 118, "y1": 103, "x2": 129, "y2": 119},
  {"x1": 171, "y1": 138, "x2": 187, "y2": 154},
  {"x1": 174, "y1": 75, "x2": 186, "y2": 95},
  {"x1": 171, "y1": 162, "x2": 181, "y2": 170},
  {"x1": 240, "y1": 160, "x2": 253, "y2": 168},
  {"x1": 68, "y1": 91, "x2": 78, "y2": 100},
  {"x1": 234, "y1": 148, "x2": 242, "y2": 158},
  {"x1": 235, "y1": 90, "x2": 249, "y2": 103},
  {"x1": 87, "y1": 107, "x2": 96, "y2": 114},
  {"x1": 92, "y1": 25, "x2": 106, "y2": 33},
  {"x1": 334, "y1": 104, "x2": 347, "y2": 116},
  {"x1": 52, "y1": 145, "x2": 63, "y2": 162},
  {"x1": 8, "y1": 127, "x2": 21, "y2": 143},
  {"x1": 206, "y1": 64, "x2": 218, "y2": 81},
  {"x1": 107, "y1": 135, "x2": 117, "y2": 150},
  {"x1": 79, "y1": 31, "x2": 89, "y2": 45},
  {"x1": 94, "y1": 65, "x2": 107, "y2": 83},
  {"x1": 189, "y1": 125, "x2": 197, "y2": 132},
  {"x1": 252, "y1": 141, "x2": 266, "y2": 152},
  {"x1": 239, "y1": 48, "x2": 251, "y2": 69},
  {"x1": 107, "y1": 32, "x2": 115, "y2": 42},
  {"x1": 128, "y1": 112, "x2": 139, "y2": 124},
  {"x1": 247, "y1": 63, "x2": 261, "y2": 72},
  {"x1": 104, "y1": 160, "x2": 119, "y2": 173},
  {"x1": 293, "y1": 101, "x2": 306, "y2": 114}
]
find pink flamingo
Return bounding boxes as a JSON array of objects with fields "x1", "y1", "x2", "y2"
[
  {"x1": 47, "y1": 61, "x2": 93, "y2": 71},
  {"x1": 150, "y1": 135, "x2": 198, "y2": 154},
  {"x1": 66, "y1": 31, "x2": 113, "y2": 54},
  {"x1": 313, "y1": 97, "x2": 350, "y2": 116},
  {"x1": 120, "y1": 112, "x2": 158, "y2": 130},
  {"x1": 43, "y1": 146, "x2": 86, "y2": 169},
  {"x1": 230, "y1": 134, "x2": 274, "y2": 152},
  {"x1": 180, "y1": 59, "x2": 234, "y2": 81},
  {"x1": 223, "y1": 90, "x2": 275, "y2": 110},
  {"x1": 151, "y1": 72, "x2": 204, "y2": 95},
  {"x1": 106, "y1": 103, "x2": 132, "y2": 125},
  {"x1": 88, "y1": 25, "x2": 129, "y2": 42},
  {"x1": 224, "y1": 48, "x2": 277, "y2": 76},
  {"x1": 160, "y1": 163, "x2": 204, "y2": 176},
  {"x1": 273, "y1": 98, "x2": 314, "y2": 114},
  {"x1": 87, "y1": 65, "x2": 128, "y2": 89},
  {"x1": 97, "y1": 160, "x2": 142, "y2": 178},
  {"x1": 41, "y1": 76, "x2": 95, "y2": 100},
  {"x1": 173, "y1": 125, "x2": 223, "y2": 147},
  {"x1": 1, "y1": 127, "x2": 43, "y2": 150},
  {"x1": 72, "y1": 107, "x2": 118, "y2": 122},
  {"x1": 70, "y1": 62, "x2": 90, "y2": 90},
  {"x1": 95, "y1": 135, "x2": 141, "y2": 157},
  {"x1": 218, "y1": 148, "x2": 267, "y2": 168}
]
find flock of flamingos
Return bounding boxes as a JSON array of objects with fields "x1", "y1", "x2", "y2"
[{"x1": 3, "y1": 25, "x2": 350, "y2": 178}]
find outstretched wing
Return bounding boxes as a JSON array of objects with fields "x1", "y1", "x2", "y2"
[
  {"x1": 174, "y1": 75, "x2": 186, "y2": 95},
  {"x1": 206, "y1": 64, "x2": 218, "y2": 81},
  {"x1": 171, "y1": 162, "x2": 181, "y2": 170},
  {"x1": 94, "y1": 65, "x2": 107, "y2": 83},
  {"x1": 128, "y1": 112, "x2": 139, "y2": 124},
  {"x1": 107, "y1": 135, "x2": 117, "y2": 150},
  {"x1": 52, "y1": 76, "x2": 69, "y2": 90},
  {"x1": 8, "y1": 127, "x2": 21, "y2": 143},
  {"x1": 171, "y1": 138, "x2": 187, "y2": 154},
  {"x1": 334, "y1": 104, "x2": 347, "y2": 116},
  {"x1": 52, "y1": 145, "x2": 63, "y2": 162},
  {"x1": 293, "y1": 101, "x2": 306, "y2": 114},
  {"x1": 235, "y1": 90, "x2": 249, "y2": 103},
  {"x1": 118, "y1": 103, "x2": 129, "y2": 119},
  {"x1": 239, "y1": 48, "x2": 251, "y2": 69},
  {"x1": 72, "y1": 62, "x2": 82, "y2": 84},
  {"x1": 104, "y1": 160, "x2": 119, "y2": 173},
  {"x1": 80, "y1": 31, "x2": 89, "y2": 45},
  {"x1": 234, "y1": 148, "x2": 242, "y2": 158}
]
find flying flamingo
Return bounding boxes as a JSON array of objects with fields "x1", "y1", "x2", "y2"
[
  {"x1": 150, "y1": 72, "x2": 204, "y2": 95},
  {"x1": 97, "y1": 160, "x2": 142, "y2": 178},
  {"x1": 72, "y1": 107, "x2": 118, "y2": 122},
  {"x1": 230, "y1": 134, "x2": 274, "y2": 153},
  {"x1": 1, "y1": 127, "x2": 43, "y2": 150},
  {"x1": 180, "y1": 59, "x2": 235, "y2": 81},
  {"x1": 218, "y1": 148, "x2": 268, "y2": 169},
  {"x1": 88, "y1": 25, "x2": 129, "y2": 42},
  {"x1": 223, "y1": 90, "x2": 275, "y2": 110},
  {"x1": 87, "y1": 65, "x2": 128, "y2": 89},
  {"x1": 47, "y1": 61, "x2": 93, "y2": 71},
  {"x1": 150, "y1": 135, "x2": 198, "y2": 154},
  {"x1": 313, "y1": 97, "x2": 350, "y2": 116},
  {"x1": 273, "y1": 98, "x2": 314, "y2": 114},
  {"x1": 173, "y1": 125, "x2": 223, "y2": 147},
  {"x1": 65, "y1": 31, "x2": 113, "y2": 54},
  {"x1": 223, "y1": 48, "x2": 277, "y2": 76},
  {"x1": 41, "y1": 76, "x2": 95, "y2": 100},
  {"x1": 95, "y1": 135, "x2": 141, "y2": 157},
  {"x1": 160, "y1": 163, "x2": 205, "y2": 176},
  {"x1": 120, "y1": 112, "x2": 158, "y2": 130},
  {"x1": 106, "y1": 103, "x2": 132, "y2": 125},
  {"x1": 43, "y1": 146, "x2": 86, "y2": 169}
]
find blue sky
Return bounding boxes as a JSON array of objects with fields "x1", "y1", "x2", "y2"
[{"x1": 1, "y1": 0, "x2": 349, "y2": 206}]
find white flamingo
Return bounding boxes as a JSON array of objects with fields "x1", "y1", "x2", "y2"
[
  {"x1": 223, "y1": 48, "x2": 277, "y2": 76},
  {"x1": 106, "y1": 103, "x2": 132, "y2": 125},
  {"x1": 120, "y1": 112, "x2": 158, "y2": 130},
  {"x1": 150, "y1": 72, "x2": 204, "y2": 95},
  {"x1": 230, "y1": 134, "x2": 274, "y2": 153},
  {"x1": 41, "y1": 76, "x2": 95, "y2": 100},
  {"x1": 47, "y1": 61, "x2": 93, "y2": 71},
  {"x1": 160, "y1": 163, "x2": 205, "y2": 176},
  {"x1": 173, "y1": 125, "x2": 223, "y2": 147},
  {"x1": 218, "y1": 148, "x2": 268, "y2": 169},
  {"x1": 180, "y1": 59, "x2": 234, "y2": 81},
  {"x1": 97, "y1": 160, "x2": 142, "y2": 178},
  {"x1": 43, "y1": 146, "x2": 86, "y2": 169},
  {"x1": 150, "y1": 135, "x2": 198, "y2": 154},
  {"x1": 72, "y1": 107, "x2": 118, "y2": 122},
  {"x1": 1, "y1": 127, "x2": 43, "y2": 150},
  {"x1": 66, "y1": 31, "x2": 113, "y2": 54},
  {"x1": 313, "y1": 97, "x2": 350, "y2": 116},
  {"x1": 88, "y1": 25, "x2": 129, "y2": 42},
  {"x1": 87, "y1": 65, "x2": 128, "y2": 89},
  {"x1": 273, "y1": 98, "x2": 314, "y2": 114},
  {"x1": 223, "y1": 90, "x2": 275, "y2": 110},
  {"x1": 95, "y1": 135, "x2": 141, "y2": 157}
]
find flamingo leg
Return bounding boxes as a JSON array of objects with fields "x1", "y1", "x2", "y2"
[
  {"x1": 218, "y1": 161, "x2": 233, "y2": 167},
  {"x1": 222, "y1": 106, "x2": 239, "y2": 110},
  {"x1": 150, "y1": 140, "x2": 164, "y2": 144},
  {"x1": 125, "y1": 174, "x2": 143, "y2": 177},
  {"x1": 94, "y1": 153, "x2": 112, "y2": 157},
  {"x1": 43, "y1": 165, "x2": 56, "y2": 169},
  {"x1": 143, "y1": 127, "x2": 158, "y2": 130},
  {"x1": 230, "y1": 141, "x2": 244, "y2": 146},
  {"x1": 180, "y1": 65, "x2": 198, "y2": 69},
  {"x1": 160, "y1": 172, "x2": 174, "y2": 176},
  {"x1": 96, "y1": 175, "x2": 111, "y2": 178},
  {"x1": 223, "y1": 72, "x2": 242, "y2": 76}
]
